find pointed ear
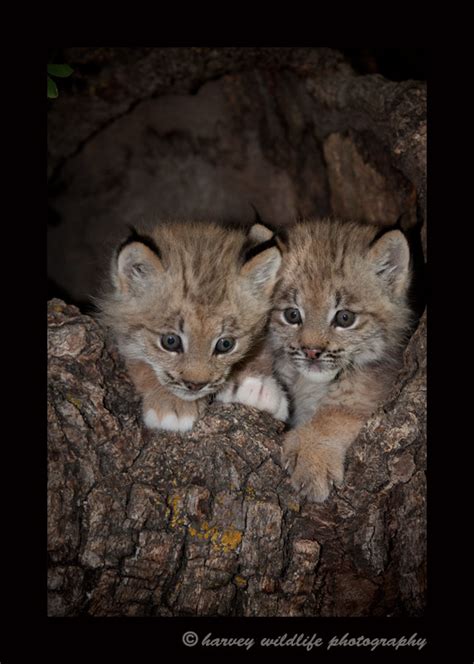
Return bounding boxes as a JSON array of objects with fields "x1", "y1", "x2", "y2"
[
  {"x1": 247, "y1": 222, "x2": 288, "y2": 254},
  {"x1": 368, "y1": 230, "x2": 410, "y2": 295},
  {"x1": 247, "y1": 222, "x2": 274, "y2": 244},
  {"x1": 240, "y1": 225, "x2": 282, "y2": 295},
  {"x1": 114, "y1": 241, "x2": 164, "y2": 294}
]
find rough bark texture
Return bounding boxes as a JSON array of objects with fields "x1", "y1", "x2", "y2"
[
  {"x1": 48, "y1": 300, "x2": 426, "y2": 617},
  {"x1": 47, "y1": 47, "x2": 426, "y2": 305}
]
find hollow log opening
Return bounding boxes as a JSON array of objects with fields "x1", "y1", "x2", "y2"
[{"x1": 47, "y1": 47, "x2": 426, "y2": 617}]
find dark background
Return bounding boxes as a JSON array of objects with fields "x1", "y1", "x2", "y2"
[
  {"x1": 47, "y1": 47, "x2": 426, "y2": 311},
  {"x1": 339, "y1": 48, "x2": 426, "y2": 80}
]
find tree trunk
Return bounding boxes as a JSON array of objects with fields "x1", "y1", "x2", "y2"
[
  {"x1": 47, "y1": 47, "x2": 426, "y2": 617},
  {"x1": 48, "y1": 301, "x2": 426, "y2": 616}
]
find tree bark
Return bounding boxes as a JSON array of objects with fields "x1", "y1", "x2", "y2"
[
  {"x1": 48, "y1": 47, "x2": 426, "y2": 617},
  {"x1": 48, "y1": 300, "x2": 426, "y2": 617}
]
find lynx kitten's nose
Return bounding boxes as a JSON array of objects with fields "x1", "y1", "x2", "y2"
[
  {"x1": 184, "y1": 381, "x2": 207, "y2": 392},
  {"x1": 302, "y1": 347, "x2": 323, "y2": 360}
]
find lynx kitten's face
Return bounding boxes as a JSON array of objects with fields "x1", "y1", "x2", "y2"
[
  {"x1": 100, "y1": 222, "x2": 281, "y2": 401},
  {"x1": 271, "y1": 221, "x2": 411, "y2": 381}
]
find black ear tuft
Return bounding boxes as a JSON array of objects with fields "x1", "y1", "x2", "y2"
[
  {"x1": 242, "y1": 236, "x2": 278, "y2": 264},
  {"x1": 114, "y1": 229, "x2": 164, "y2": 295},
  {"x1": 117, "y1": 227, "x2": 162, "y2": 261},
  {"x1": 248, "y1": 204, "x2": 285, "y2": 239},
  {"x1": 240, "y1": 221, "x2": 276, "y2": 262},
  {"x1": 368, "y1": 220, "x2": 405, "y2": 249},
  {"x1": 250, "y1": 203, "x2": 264, "y2": 225},
  {"x1": 274, "y1": 226, "x2": 289, "y2": 247}
]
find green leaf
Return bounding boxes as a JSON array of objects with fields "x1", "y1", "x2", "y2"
[
  {"x1": 47, "y1": 64, "x2": 73, "y2": 78},
  {"x1": 47, "y1": 76, "x2": 58, "y2": 99}
]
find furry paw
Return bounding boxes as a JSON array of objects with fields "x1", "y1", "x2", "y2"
[
  {"x1": 142, "y1": 398, "x2": 205, "y2": 433},
  {"x1": 217, "y1": 375, "x2": 289, "y2": 422},
  {"x1": 143, "y1": 408, "x2": 196, "y2": 432},
  {"x1": 282, "y1": 430, "x2": 345, "y2": 502}
]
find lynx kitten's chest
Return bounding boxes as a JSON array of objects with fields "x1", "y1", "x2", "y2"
[{"x1": 275, "y1": 356, "x2": 334, "y2": 426}]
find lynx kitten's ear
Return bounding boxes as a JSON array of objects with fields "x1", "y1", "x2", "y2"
[
  {"x1": 248, "y1": 221, "x2": 288, "y2": 254},
  {"x1": 240, "y1": 223, "x2": 282, "y2": 295},
  {"x1": 114, "y1": 240, "x2": 164, "y2": 295},
  {"x1": 247, "y1": 222, "x2": 274, "y2": 244},
  {"x1": 368, "y1": 230, "x2": 410, "y2": 296}
]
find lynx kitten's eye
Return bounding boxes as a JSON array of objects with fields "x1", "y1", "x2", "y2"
[
  {"x1": 334, "y1": 310, "x2": 356, "y2": 328},
  {"x1": 283, "y1": 308, "x2": 302, "y2": 325},
  {"x1": 161, "y1": 334, "x2": 183, "y2": 352},
  {"x1": 215, "y1": 337, "x2": 236, "y2": 354}
]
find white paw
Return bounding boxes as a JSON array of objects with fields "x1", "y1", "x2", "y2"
[
  {"x1": 215, "y1": 384, "x2": 234, "y2": 403},
  {"x1": 232, "y1": 375, "x2": 289, "y2": 422},
  {"x1": 143, "y1": 409, "x2": 195, "y2": 432}
]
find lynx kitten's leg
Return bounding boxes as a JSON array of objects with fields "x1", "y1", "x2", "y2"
[
  {"x1": 143, "y1": 394, "x2": 206, "y2": 432},
  {"x1": 127, "y1": 360, "x2": 207, "y2": 432},
  {"x1": 282, "y1": 408, "x2": 364, "y2": 502},
  {"x1": 217, "y1": 374, "x2": 289, "y2": 422}
]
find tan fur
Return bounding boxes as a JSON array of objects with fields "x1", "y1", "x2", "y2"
[
  {"x1": 216, "y1": 337, "x2": 289, "y2": 421},
  {"x1": 271, "y1": 219, "x2": 413, "y2": 501},
  {"x1": 97, "y1": 221, "x2": 283, "y2": 431},
  {"x1": 283, "y1": 407, "x2": 363, "y2": 499},
  {"x1": 127, "y1": 360, "x2": 207, "y2": 429}
]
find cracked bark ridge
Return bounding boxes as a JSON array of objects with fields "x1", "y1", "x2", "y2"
[{"x1": 48, "y1": 299, "x2": 426, "y2": 617}]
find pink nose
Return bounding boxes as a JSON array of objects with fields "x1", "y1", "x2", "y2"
[{"x1": 302, "y1": 347, "x2": 323, "y2": 360}]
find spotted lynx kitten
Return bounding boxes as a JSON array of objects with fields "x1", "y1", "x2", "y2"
[
  {"x1": 98, "y1": 221, "x2": 288, "y2": 432},
  {"x1": 270, "y1": 219, "x2": 412, "y2": 502}
]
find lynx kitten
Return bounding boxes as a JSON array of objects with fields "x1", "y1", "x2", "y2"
[
  {"x1": 271, "y1": 219, "x2": 412, "y2": 502},
  {"x1": 98, "y1": 221, "x2": 288, "y2": 432}
]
